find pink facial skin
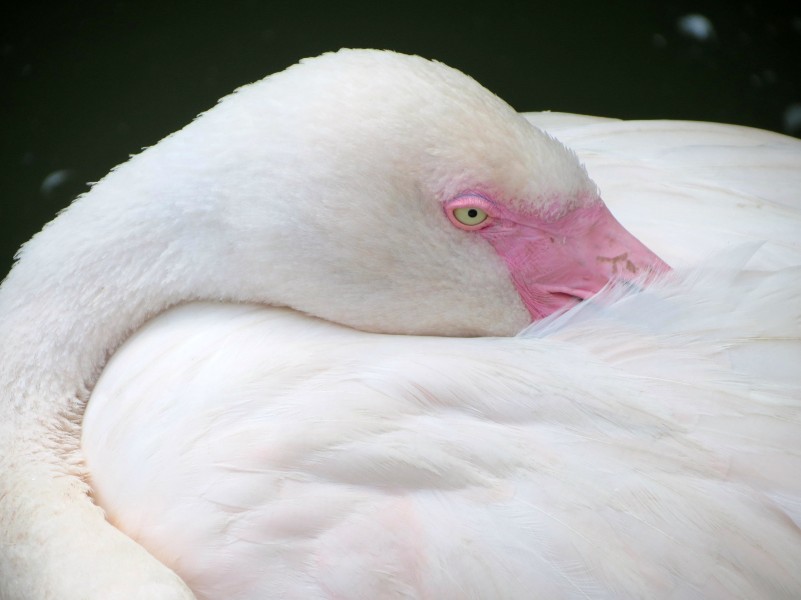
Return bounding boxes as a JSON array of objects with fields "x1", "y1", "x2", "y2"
[{"x1": 444, "y1": 193, "x2": 671, "y2": 320}]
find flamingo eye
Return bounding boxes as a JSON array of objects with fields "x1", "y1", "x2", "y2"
[
  {"x1": 444, "y1": 194, "x2": 495, "y2": 230},
  {"x1": 452, "y1": 206, "x2": 488, "y2": 227}
]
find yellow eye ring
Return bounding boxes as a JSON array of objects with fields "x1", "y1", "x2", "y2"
[{"x1": 452, "y1": 206, "x2": 488, "y2": 227}]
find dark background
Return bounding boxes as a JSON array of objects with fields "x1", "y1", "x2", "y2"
[{"x1": 2, "y1": 1, "x2": 799, "y2": 279}]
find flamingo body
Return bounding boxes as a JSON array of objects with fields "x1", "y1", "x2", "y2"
[
  {"x1": 83, "y1": 111, "x2": 801, "y2": 598},
  {"x1": 1, "y1": 48, "x2": 799, "y2": 600}
]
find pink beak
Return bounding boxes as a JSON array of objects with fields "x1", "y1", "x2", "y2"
[{"x1": 479, "y1": 202, "x2": 670, "y2": 320}]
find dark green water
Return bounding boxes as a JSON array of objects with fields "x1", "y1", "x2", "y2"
[{"x1": 2, "y1": 1, "x2": 799, "y2": 279}]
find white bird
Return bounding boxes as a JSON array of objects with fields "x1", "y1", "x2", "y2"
[{"x1": 1, "y1": 49, "x2": 799, "y2": 599}]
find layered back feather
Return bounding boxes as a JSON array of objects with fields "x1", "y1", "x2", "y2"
[{"x1": 84, "y1": 116, "x2": 801, "y2": 599}]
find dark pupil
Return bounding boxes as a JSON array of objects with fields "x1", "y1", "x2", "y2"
[{"x1": 467, "y1": 209, "x2": 479, "y2": 219}]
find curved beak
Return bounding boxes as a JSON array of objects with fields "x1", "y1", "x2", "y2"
[{"x1": 480, "y1": 202, "x2": 670, "y2": 320}]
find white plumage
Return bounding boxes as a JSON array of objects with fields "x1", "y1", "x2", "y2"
[
  {"x1": 85, "y1": 114, "x2": 801, "y2": 598},
  {"x1": 1, "y1": 49, "x2": 800, "y2": 599}
]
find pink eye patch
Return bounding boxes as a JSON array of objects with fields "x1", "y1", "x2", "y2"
[{"x1": 443, "y1": 194, "x2": 670, "y2": 320}]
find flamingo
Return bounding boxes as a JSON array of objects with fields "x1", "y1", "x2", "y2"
[{"x1": 1, "y1": 49, "x2": 799, "y2": 599}]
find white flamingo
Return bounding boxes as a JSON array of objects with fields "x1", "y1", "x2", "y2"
[{"x1": 1, "y1": 49, "x2": 799, "y2": 599}]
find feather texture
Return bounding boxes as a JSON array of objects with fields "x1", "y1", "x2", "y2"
[
  {"x1": 2, "y1": 48, "x2": 799, "y2": 600},
  {"x1": 84, "y1": 114, "x2": 801, "y2": 598}
]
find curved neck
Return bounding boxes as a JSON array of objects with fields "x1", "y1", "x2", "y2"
[
  {"x1": 0, "y1": 126, "x2": 286, "y2": 599},
  {"x1": 0, "y1": 158, "x2": 225, "y2": 449}
]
